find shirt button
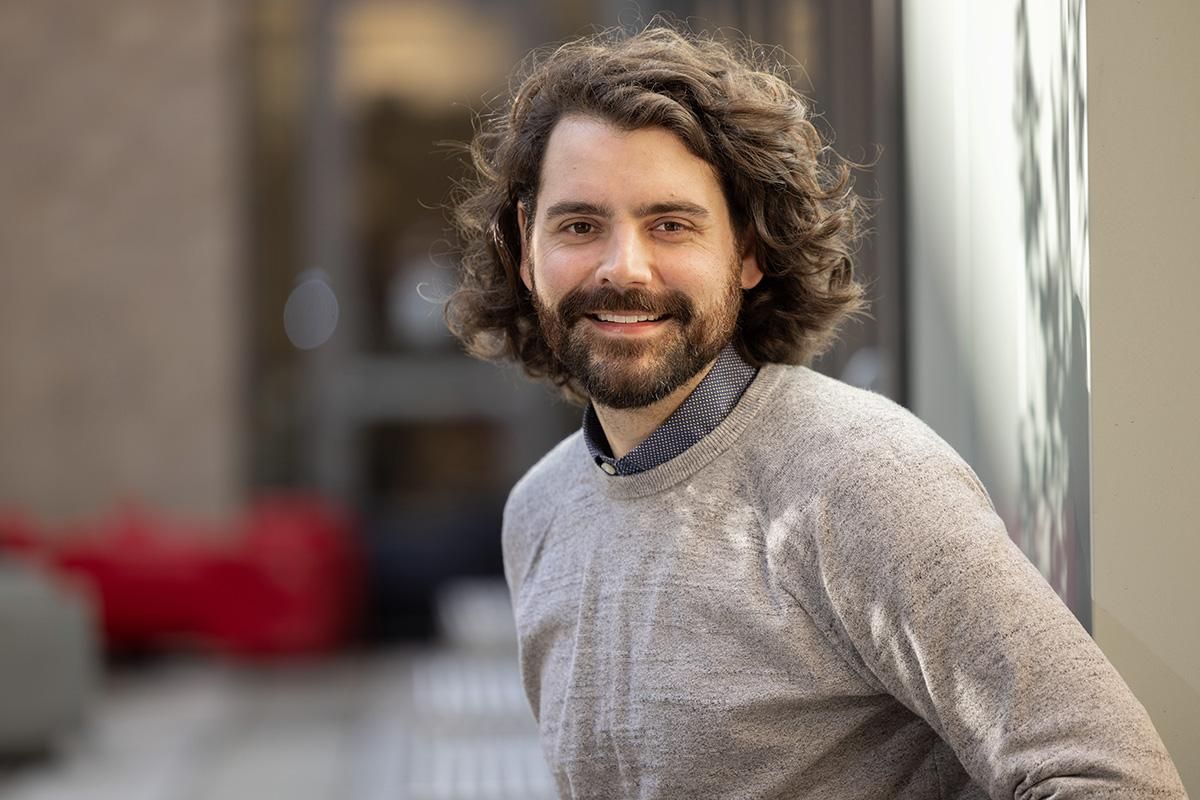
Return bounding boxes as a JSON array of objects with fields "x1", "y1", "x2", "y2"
[{"x1": 600, "y1": 462, "x2": 618, "y2": 475}]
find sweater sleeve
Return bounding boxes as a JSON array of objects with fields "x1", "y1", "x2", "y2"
[{"x1": 798, "y1": 448, "x2": 1187, "y2": 799}]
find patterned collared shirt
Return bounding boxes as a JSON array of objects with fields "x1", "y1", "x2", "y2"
[{"x1": 582, "y1": 344, "x2": 758, "y2": 476}]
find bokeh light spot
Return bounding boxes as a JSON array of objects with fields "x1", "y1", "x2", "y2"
[{"x1": 284, "y1": 271, "x2": 339, "y2": 350}]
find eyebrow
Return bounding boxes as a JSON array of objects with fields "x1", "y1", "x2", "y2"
[
  {"x1": 543, "y1": 200, "x2": 613, "y2": 221},
  {"x1": 633, "y1": 201, "x2": 711, "y2": 219},
  {"x1": 541, "y1": 200, "x2": 712, "y2": 221}
]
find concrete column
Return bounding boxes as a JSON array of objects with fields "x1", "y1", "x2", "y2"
[{"x1": 0, "y1": 2, "x2": 243, "y2": 522}]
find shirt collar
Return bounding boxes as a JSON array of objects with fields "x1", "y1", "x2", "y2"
[{"x1": 582, "y1": 343, "x2": 758, "y2": 476}]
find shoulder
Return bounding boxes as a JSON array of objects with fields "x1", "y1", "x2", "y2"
[
  {"x1": 505, "y1": 429, "x2": 587, "y2": 521},
  {"x1": 501, "y1": 429, "x2": 587, "y2": 590},
  {"x1": 756, "y1": 367, "x2": 1010, "y2": 622},
  {"x1": 751, "y1": 364, "x2": 992, "y2": 511}
]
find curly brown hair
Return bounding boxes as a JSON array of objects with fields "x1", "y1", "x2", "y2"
[{"x1": 444, "y1": 23, "x2": 866, "y2": 403}]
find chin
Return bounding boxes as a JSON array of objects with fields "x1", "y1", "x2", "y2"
[{"x1": 579, "y1": 357, "x2": 701, "y2": 409}]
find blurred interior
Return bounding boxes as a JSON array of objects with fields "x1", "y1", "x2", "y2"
[
  {"x1": 244, "y1": 0, "x2": 903, "y2": 642},
  {"x1": 0, "y1": 3, "x2": 901, "y2": 796}
]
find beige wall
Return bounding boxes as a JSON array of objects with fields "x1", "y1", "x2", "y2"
[
  {"x1": 0, "y1": 2, "x2": 243, "y2": 522},
  {"x1": 1089, "y1": 1, "x2": 1200, "y2": 792}
]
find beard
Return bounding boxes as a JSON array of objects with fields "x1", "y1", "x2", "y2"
[{"x1": 531, "y1": 266, "x2": 743, "y2": 409}]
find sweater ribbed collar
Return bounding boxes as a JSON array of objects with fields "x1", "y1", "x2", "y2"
[
  {"x1": 581, "y1": 344, "x2": 757, "y2": 476},
  {"x1": 582, "y1": 363, "x2": 787, "y2": 500}
]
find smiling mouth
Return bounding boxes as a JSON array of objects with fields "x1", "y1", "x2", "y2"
[{"x1": 587, "y1": 312, "x2": 668, "y2": 324}]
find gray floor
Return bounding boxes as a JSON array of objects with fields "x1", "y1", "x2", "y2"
[{"x1": 0, "y1": 582, "x2": 553, "y2": 800}]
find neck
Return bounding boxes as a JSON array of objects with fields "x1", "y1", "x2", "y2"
[{"x1": 592, "y1": 358, "x2": 719, "y2": 459}]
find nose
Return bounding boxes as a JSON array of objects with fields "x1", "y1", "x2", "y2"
[{"x1": 595, "y1": 226, "x2": 653, "y2": 288}]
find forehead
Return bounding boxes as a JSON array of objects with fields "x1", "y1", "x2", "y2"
[{"x1": 535, "y1": 115, "x2": 726, "y2": 215}]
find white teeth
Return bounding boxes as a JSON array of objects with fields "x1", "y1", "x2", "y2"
[{"x1": 594, "y1": 313, "x2": 662, "y2": 324}]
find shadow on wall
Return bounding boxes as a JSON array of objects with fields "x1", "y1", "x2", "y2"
[{"x1": 1013, "y1": 0, "x2": 1091, "y2": 629}]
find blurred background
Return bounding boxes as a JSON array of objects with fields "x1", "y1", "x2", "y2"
[{"x1": 1, "y1": 0, "x2": 1197, "y2": 797}]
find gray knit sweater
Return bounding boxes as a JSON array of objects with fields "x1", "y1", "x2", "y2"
[{"x1": 502, "y1": 364, "x2": 1186, "y2": 798}]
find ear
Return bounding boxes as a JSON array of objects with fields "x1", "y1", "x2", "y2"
[
  {"x1": 738, "y1": 227, "x2": 763, "y2": 290},
  {"x1": 517, "y1": 203, "x2": 532, "y2": 291}
]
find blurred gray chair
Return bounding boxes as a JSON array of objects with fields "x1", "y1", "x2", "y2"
[{"x1": 0, "y1": 561, "x2": 99, "y2": 755}]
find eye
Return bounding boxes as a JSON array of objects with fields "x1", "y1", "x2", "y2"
[
  {"x1": 654, "y1": 220, "x2": 690, "y2": 234},
  {"x1": 565, "y1": 221, "x2": 595, "y2": 235}
]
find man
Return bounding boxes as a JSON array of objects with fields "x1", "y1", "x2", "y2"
[{"x1": 445, "y1": 25, "x2": 1186, "y2": 799}]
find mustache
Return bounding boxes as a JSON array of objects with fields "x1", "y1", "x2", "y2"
[{"x1": 555, "y1": 286, "x2": 695, "y2": 324}]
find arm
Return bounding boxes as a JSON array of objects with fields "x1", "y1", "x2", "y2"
[{"x1": 800, "y1": 449, "x2": 1187, "y2": 798}]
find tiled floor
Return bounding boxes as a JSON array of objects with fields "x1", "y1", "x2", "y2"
[{"x1": 0, "y1": 588, "x2": 554, "y2": 800}]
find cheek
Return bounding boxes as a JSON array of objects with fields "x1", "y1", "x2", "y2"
[
  {"x1": 661, "y1": 261, "x2": 736, "y2": 305},
  {"x1": 533, "y1": 247, "x2": 594, "y2": 301}
]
